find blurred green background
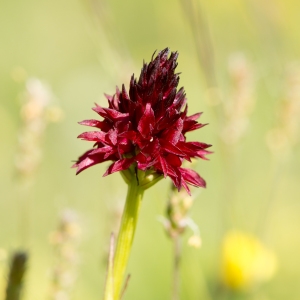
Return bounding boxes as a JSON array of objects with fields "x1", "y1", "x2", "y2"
[{"x1": 1, "y1": 0, "x2": 300, "y2": 299}]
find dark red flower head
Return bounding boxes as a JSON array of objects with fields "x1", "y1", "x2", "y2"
[{"x1": 73, "y1": 48, "x2": 211, "y2": 194}]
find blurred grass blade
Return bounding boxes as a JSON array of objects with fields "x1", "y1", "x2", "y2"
[
  {"x1": 5, "y1": 251, "x2": 28, "y2": 300},
  {"x1": 48, "y1": 209, "x2": 81, "y2": 300},
  {"x1": 180, "y1": 0, "x2": 223, "y2": 121},
  {"x1": 120, "y1": 274, "x2": 131, "y2": 300},
  {"x1": 180, "y1": 0, "x2": 216, "y2": 88},
  {"x1": 103, "y1": 234, "x2": 115, "y2": 300},
  {"x1": 172, "y1": 237, "x2": 181, "y2": 300}
]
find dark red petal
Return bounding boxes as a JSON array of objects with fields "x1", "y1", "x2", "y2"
[
  {"x1": 72, "y1": 149, "x2": 94, "y2": 167},
  {"x1": 170, "y1": 118, "x2": 184, "y2": 143},
  {"x1": 89, "y1": 146, "x2": 114, "y2": 155},
  {"x1": 196, "y1": 149, "x2": 213, "y2": 160},
  {"x1": 78, "y1": 131, "x2": 107, "y2": 143},
  {"x1": 155, "y1": 159, "x2": 178, "y2": 180},
  {"x1": 93, "y1": 105, "x2": 129, "y2": 121},
  {"x1": 160, "y1": 140, "x2": 184, "y2": 156},
  {"x1": 169, "y1": 175, "x2": 179, "y2": 190},
  {"x1": 181, "y1": 180, "x2": 191, "y2": 195},
  {"x1": 140, "y1": 138, "x2": 160, "y2": 156},
  {"x1": 186, "y1": 112, "x2": 202, "y2": 121},
  {"x1": 119, "y1": 130, "x2": 137, "y2": 142},
  {"x1": 138, "y1": 62, "x2": 148, "y2": 87},
  {"x1": 135, "y1": 152, "x2": 147, "y2": 170},
  {"x1": 129, "y1": 78, "x2": 143, "y2": 104},
  {"x1": 122, "y1": 84, "x2": 130, "y2": 101},
  {"x1": 117, "y1": 142, "x2": 130, "y2": 157},
  {"x1": 172, "y1": 87, "x2": 187, "y2": 111},
  {"x1": 112, "y1": 94, "x2": 120, "y2": 110},
  {"x1": 104, "y1": 149, "x2": 118, "y2": 159},
  {"x1": 113, "y1": 86, "x2": 121, "y2": 109},
  {"x1": 73, "y1": 153, "x2": 106, "y2": 175},
  {"x1": 105, "y1": 93, "x2": 119, "y2": 110},
  {"x1": 180, "y1": 168, "x2": 206, "y2": 188},
  {"x1": 165, "y1": 165, "x2": 178, "y2": 177},
  {"x1": 161, "y1": 117, "x2": 183, "y2": 144},
  {"x1": 121, "y1": 96, "x2": 137, "y2": 115},
  {"x1": 159, "y1": 156, "x2": 168, "y2": 178},
  {"x1": 78, "y1": 119, "x2": 107, "y2": 130},
  {"x1": 156, "y1": 107, "x2": 180, "y2": 131},
  {"x1": 168, "y1": 168, "x2": 182, "y2": 191},
  {"x1": 103, "y1": 158, "x2": 135, "y2": 176},
  {"x1": 104, "y1": 93, "x2": 113, "y2": 102},
  {"x1": 137, "y1": 103, "x2": 155, "y2": 138},
  {"x1": 136, "y1": 152, "x2": 158, "y2": 170},
  {"x1": 164, "y1": 88, "x2": 177, "y2": 108},
  {"x1": 188, "y1": 141, "x2": 212, "y2": 150},
  {"x1": 176, "y1": 141, "x2": 212, "y2": 159},
  {"x1": 108, "y1": 129, "x2": 118, "y2": 145},
  {"x1": 165, "y1": 153, "x2": 182, "y2": 167},
  {"x1": 183, "y1": 123, "x2": 207, "y2": 134}
]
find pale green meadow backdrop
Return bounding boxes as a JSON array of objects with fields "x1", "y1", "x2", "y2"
[{"x1": 1, "y1": 0, "x2": 300, "y2": 299}]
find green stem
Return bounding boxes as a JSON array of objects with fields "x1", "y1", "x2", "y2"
[{"x1": 112, "y1": 176, "x2": 144, "y2": 299}]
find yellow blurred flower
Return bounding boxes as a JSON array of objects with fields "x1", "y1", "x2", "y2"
[{"x1": 221, "y1": 230, "x2": 277, "y2": 291}]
